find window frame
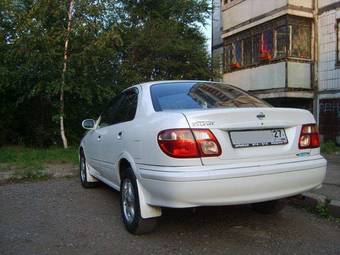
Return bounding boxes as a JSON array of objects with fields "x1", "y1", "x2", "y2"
[
  {"x1": 150, "y1": 82, "x2": 271, "y2": 112},
  {"x1": 98, "y1": 87, "x2": 139, "y2": 128},
  {"x1": 274, "y1": 25, "x2": 289, "y2": 60},
  {"x1": 222, "y1": 15, "x2": 312, "y2": 74},
  {"x1": 260, "y1": 29, "x2": 274, "y2": 61},
  {"x1": 336, "y1": 19, "x2": 340, "y2": 66},
  {"x1": 288, "y1": 23, "x2": 311, "y2": 60}
]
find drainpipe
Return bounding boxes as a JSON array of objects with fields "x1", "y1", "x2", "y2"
[{"x1": 313, "y1": 0, "x2": 319, "y2": 123}]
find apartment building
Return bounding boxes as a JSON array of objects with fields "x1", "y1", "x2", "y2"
[
  {"x1": 212, "y1": 0, "x2": 340, "y2": 142},
  {"x1": 317, "y1": 0, "x2": 340, "y2": 142}
]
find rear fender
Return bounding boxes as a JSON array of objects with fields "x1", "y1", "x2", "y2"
[{"x1": 117, "y1": 151, "x2": 162, "y2": 219}]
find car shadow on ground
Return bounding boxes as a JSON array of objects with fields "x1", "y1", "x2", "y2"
[{"x1": 99, "y1": 180, "x2": 285, "y2": 234}]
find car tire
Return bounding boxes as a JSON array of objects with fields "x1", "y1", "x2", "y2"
[
  {"x1": 120, "y1": 167, "x2": 158, "y2": 235},
  {"x1": 251, "y1": 199, "x2": 286, "y2": 214},
  {"x1": 79, "y1": 150, "x2": 99, "y2": 188}
]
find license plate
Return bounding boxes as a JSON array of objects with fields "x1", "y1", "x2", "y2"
[{"x1": 229, "y1": 129, "x2": 288, "y2": 148}]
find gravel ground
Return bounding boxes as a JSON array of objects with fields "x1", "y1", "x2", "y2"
[{"x1": 1, "y1": 178, "x2": 340, "y2": 255}]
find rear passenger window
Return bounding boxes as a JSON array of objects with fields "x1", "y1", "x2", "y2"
[
  {"x1": 113, "y1": 90, "x2": 138, "y2": 124},
  {"x1": 99, "y1": 88, "x2": 138, "y2": 127},
  {"x1": 100, "y1": 94, "x2": 124, "y2": 127}
]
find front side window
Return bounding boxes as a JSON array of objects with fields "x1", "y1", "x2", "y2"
[{"x1": 151, "y1": 82, "x2": 270, "y2": 111}]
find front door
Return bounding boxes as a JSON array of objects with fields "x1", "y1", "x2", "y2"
[{"x1": 84, "y1": 128, "x2": 103, "y2": 172}]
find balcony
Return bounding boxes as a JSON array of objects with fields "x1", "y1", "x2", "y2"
[{"x1": 221, "y1": 0, "x2": 313, "y2": 37}]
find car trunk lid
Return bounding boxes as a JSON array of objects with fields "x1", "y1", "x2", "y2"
[{"x1": 182, "y1": 107, "x2": 316, "y2": 165}]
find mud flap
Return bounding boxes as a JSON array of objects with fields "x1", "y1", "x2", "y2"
[
  {"x1": 86, "y1": 162, "x2": 99, "y2": 182},
  {"x1": 137, "y1": 180, "x2": 162, "y2": 219}
]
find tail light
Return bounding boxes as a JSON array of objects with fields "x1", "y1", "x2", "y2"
[
  {"x1": 157, "y1": 129, "x2": 221, "y2": 158},
  {"x1": 299, "y1": 124, "x2": 320, "y2": 149}
]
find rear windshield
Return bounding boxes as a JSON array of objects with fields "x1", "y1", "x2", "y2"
[{"x1": 150, "y1": 82, "x2": 270, "y2": 111}]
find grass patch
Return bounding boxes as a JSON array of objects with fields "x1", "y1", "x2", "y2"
[
  {"x1": 0, "y1": 146, "x2": 78, "y2": 176},
  {"x1": 10, "y1": 168, "x2": 50, "y2": 181},
  {"x1": 314, "y1": 204, "x2": 330, "y2": 218},
  {"x1": 321, "y1": 141, "x2": 340, "y2": 155},
  {"x1": 304, "y1": 204, "x2": 330, "y2": 219}
]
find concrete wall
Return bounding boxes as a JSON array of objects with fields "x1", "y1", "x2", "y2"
[
  {"x1": 223, "y1": 62, "x2": 312, "y2": 91},
  {"x1": 288, "y1": 0, "x2": 313, "y2": 9},
  {"x1": 222, "y1": 62, "x2": 286, "y2": 91},
  {"x1": 287, "y1": 62, "x2": 311, "y2": 89},
  {"x1": 212, "y1": 0, "x2": 222, "y2": 48},
  {"x1": 222, "y1": 0, "x2": 287, "y2": 32},
  {"x1": 319, "y1": 0, "x2": 340, "y2": 9},
  {"x1": 221, "y1": 0, "x2": 313, "y2": 36}
]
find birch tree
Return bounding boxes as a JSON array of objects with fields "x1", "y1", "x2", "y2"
[{"x1": 60, "y1": 0, "x2": 74, "y2": 149}]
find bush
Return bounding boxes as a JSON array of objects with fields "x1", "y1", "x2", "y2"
[{"x1": 321, "y1": 141, "x2": 340, "y2": 155}]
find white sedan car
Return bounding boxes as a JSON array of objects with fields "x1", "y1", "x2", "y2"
[{"x1": 79, "y1": 80, "x2": 327, "y2": 234}]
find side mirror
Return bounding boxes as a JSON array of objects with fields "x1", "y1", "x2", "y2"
[{"x1": 82, "y1": 119, "x2": 96, "y2": 130}]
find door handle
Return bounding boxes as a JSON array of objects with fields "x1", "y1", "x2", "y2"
[{"x1": 117, "y1": 131, "x2": 123, "y2": 140}]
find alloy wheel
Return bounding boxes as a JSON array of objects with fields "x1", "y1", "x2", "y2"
[{"x1": 122, "y1": 178, "x2": 136, "y2": 224}]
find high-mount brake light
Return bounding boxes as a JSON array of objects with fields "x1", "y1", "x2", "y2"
[
  {"x1": 157, "y1": 129, "x2": 221, "y2": 158},
  {"x1": 299, "y1": 124, "x2": 320, "y2": 149}
]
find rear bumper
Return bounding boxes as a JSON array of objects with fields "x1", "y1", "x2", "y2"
[{"x1": 137, "y1": 156, "x2": 327, "y2": 208}]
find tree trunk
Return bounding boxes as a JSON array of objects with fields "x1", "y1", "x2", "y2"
[{"x1": 60, "y1": 0, "x2": 74, "y2": 149}]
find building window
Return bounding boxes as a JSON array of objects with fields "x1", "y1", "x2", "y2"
[
  {"x1": 223, "y1": 41, "x2": 242, "y2": 71},
  {"x1": 223, "y1": 0, "x2": 234, "y2": 5},
  {"x1": 260, "y1": 30, "x2": 273, "y2": 60},
  {"x1": 290, "y1": 24, "x2": 311, "y2": 59},
  {"x1": 224, "y1": 44, "x2": 233, "y2": 72},
  {"x1": 243, "y1": 37, "x2": 252, "y2": 66},
  {"x1": 275, "y1": 26, "x2": 288, "y2": 58},
  {"x1": 223, "y1": 15, "x2": 311, "y2": 73},
  {"x1": 337, "y1": 19, "x2": 340, "y2": 64},
  {"x1": 252, "y1": 34, "x2": 261, "y2": 65},
  {"x1": 231, "y1": 40, "x2": 242, "y2": 69}
]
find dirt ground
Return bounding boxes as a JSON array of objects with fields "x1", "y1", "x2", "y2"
[{"x1": 1, "y1": 178, "x2": 340, "y2": 255}]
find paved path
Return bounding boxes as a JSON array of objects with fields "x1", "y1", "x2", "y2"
[
  {"x1": 1, "y1": 178, "x2": 340, "y2": 255},
  {"x1": 314, "y1": 154, "x2": 340, "y2": 201}
]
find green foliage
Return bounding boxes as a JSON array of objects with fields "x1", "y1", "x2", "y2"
[
  {"x1": 304, "y1": 203, "x2": 330, "y2": 219},
  {"x1": 0, "y1": 146, "x2": 78, "y2": 171},
  {"x1": 321, "y1": 141, "x2": 340, "y2": 155},
  {"x1": 0, "y1": 0, "x2": 212, "y2": 146},
  {"x1": 117, "y1": 0, "x2": 211, "y2": 84},
  {"x1": 315, "y1": 204, "x2": 330, "y2": 218},
  {"x1": 11, "y1": 168, "x2": 50, "y2": 181}
]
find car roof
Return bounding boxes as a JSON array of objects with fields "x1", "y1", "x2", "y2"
[{"x1": 132, "y1": 80, "x2": 220, "y2": 89}]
